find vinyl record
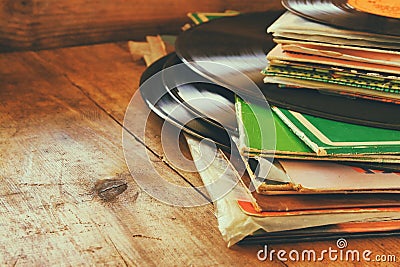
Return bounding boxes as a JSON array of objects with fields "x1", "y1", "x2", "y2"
[
  {"x1": 140, "y1": 55, "x2": 400, "y2": 170},
  {"x1": 162, "y1": 53, "x2": 237, "y2": 131},
  {"x1": 176, "y1": 11, "x2": 281, "y2": 98},
  {"x1": 139, "y1": 54, "x2": 232, "y2": 151},
  {"x1": 175, "y1": 11, "x2": 400, "y2": 130},
  {"x1": 282, "y1": 0, "x2": 400, "y2": 36}
]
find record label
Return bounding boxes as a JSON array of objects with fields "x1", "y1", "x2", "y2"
[{"x1": 348, "y1": 0, "x2": 400, "y2": 18}]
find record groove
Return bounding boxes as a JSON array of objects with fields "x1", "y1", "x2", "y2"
[{"x1": 139, "y1": 54, "x2": 232, "y2": 151}]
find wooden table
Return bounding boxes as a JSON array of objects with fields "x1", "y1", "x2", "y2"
[{"x1": 1, "y1": 43, "x2": 399, "y2": 266}]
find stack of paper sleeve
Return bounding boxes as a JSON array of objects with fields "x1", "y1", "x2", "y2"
[
  {"x1": 263, "y1": 11, "x2": 400, "y2": 104},
  {"x1": 222, "y1": 12, "x2": 400, "y2": 245},
  {"x1": 179, "y1": 11, "x2": 400, "y2": 247}
]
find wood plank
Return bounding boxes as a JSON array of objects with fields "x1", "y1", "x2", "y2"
[
  {"x1": 33, "y1": 43, "x2": 205, "y2": 187},
  {"x1": 0, "y1": 0, "x2": 284, "y2": 51},
  {"x1": 30, "y1": 42, "x2": 400, "y2": 266},
  {"x1": 0, "y1": 45, "x2": 288, "y2": 265}
]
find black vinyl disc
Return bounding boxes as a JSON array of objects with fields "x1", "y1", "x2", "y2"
[
  {"x1": 175, "y1": 11, "x2": 400, "y2": 130},
  {"x1": 139, "y1": 54, "x2": 232, "y2": 151},
  {"x1": 282, "y1": 0, "x2": 400, "y2": 36},
  {"x1": 162, "y1": 53, "x2": 237, "y2": 132},
  {"x1": 175, "y1": 11, "x2": 282, "y2": 98}
]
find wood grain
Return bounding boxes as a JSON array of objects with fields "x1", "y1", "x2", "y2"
[
  {"x1": 0, "y1": 0, "x2": 284, "y2": 51},
  {"x1": 0, "y1": 43, "x2": 290, "y2": 265},
  {"x1": 11, "y1": 42, "x2": 397, "y2": 266}
]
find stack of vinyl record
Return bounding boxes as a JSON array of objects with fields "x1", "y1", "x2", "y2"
[
  {"x1": 139, "y1": 1, "x2": 400, "y2": 246},
  {"x1": 264, "y1": 0, "x2": 400, "y2": 104}
]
